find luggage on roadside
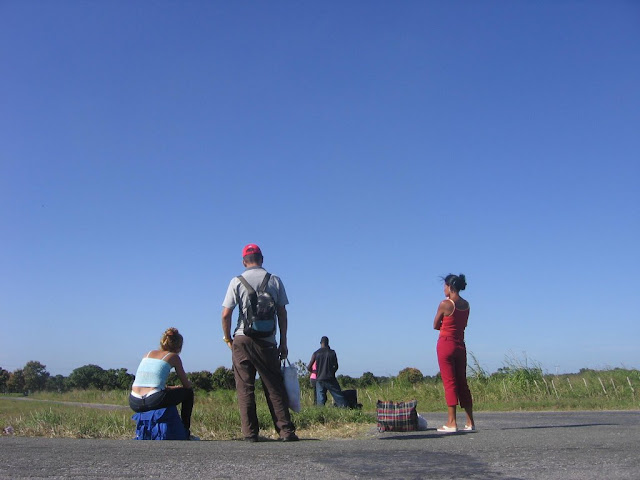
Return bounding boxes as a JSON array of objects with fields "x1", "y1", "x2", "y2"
[
  {"x1": 342, "y1": 389, "x2": 362, "y2": 409},
  {"x1": 376, "y1": 399, "x2": 419, "y2": 432}
]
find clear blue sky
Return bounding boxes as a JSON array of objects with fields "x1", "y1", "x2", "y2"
[{"x1": 2, "y1": 2, "x2": 638, "y2": 378}]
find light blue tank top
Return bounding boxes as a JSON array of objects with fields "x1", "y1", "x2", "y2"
[{"x1": 132, "y1": 352, "x2": 173, "y2": 388}]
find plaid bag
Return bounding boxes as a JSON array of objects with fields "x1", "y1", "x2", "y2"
[{"x1": 376, "y1": 400, "x2": 419, "y2": 432}]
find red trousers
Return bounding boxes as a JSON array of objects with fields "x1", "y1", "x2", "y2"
[{"x1": 437, "y1": 336, "x2": 473, "y2": 408}]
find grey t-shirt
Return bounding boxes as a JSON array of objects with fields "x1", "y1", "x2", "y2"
[{"x1": 222, "y1": 266, "x2": 289, "y2": 344}]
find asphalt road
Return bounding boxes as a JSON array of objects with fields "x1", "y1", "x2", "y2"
[{"x1": 1, "y1": 410, "x2": 639, "y2": 479}]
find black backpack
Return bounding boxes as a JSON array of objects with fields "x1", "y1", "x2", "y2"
[{"x1": 237, "y1": 273, "x2": 277, "y2": 338}]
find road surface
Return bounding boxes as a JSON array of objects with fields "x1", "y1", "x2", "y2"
[{"x1": 1, "y1": 410, "x2": 638, "y2": 479}]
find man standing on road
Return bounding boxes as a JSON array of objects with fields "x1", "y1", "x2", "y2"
[
  {"x1": 308, "y1": 336, "x2": 347, "y2": 407},
  {"x1": 221, "y1": 244, "x2": 298, "y2": 442}
]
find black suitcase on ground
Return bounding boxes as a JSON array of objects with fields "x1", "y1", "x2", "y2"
[{"x1": 342, "y1": 389, "x2": 362, "y2": 409}]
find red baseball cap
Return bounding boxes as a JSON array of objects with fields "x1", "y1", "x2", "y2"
[{"x1": 242, "y1": 244, "x2": 262, "y2": 257}]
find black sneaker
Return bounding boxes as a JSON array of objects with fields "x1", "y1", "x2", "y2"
[
  {"x1": 244, "y1": 435, "x2": 259, "y2": 443},
  {"x1": 280, "y1": 433, "x2": 299, "y2": 442}
]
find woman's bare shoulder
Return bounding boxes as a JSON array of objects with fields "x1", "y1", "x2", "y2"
[
  {"x1": 440, "y1": 298, "x2": 455, "y2": 313},
  {"x1": 147, "y1": 350, "x2": 175, "y2": 360}
]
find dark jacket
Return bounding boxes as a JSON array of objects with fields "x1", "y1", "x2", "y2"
[{"x1": 309, "y1": 347, "x2": 339, "y2": 381}]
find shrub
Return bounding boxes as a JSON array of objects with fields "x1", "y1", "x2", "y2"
[{"x1": 397, "y1": 367, "x2": 423, "y2": 385}]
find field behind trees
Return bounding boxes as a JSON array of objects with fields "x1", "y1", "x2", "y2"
[{"x1": 1, "y1": 357, "x2": 638, "y2": 440}]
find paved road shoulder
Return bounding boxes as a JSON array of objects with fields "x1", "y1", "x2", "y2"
[{"x1": 1, "y1": 410, "x2": 638, "y2": 479}]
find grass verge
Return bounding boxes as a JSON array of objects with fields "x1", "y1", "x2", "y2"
[{"x1": 1, "y1": 368, "x2": 638, "y2": 440}]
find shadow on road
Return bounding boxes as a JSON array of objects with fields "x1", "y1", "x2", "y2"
[
  {"x1": 499, "y1": 423, "x2": 618, "y2": 430},
  {"x1": 377, "y1": 430, "x2": 476, "y2": 440}
]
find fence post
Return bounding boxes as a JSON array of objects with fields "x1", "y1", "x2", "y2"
[
  {"x1": 551, "y1": 379, "x2": 559, "y2": 399},
  {"x1": 598, "y1": 377, "x2": 607, "y2": 395},
  {"x1": 533, "y1": 379, "x2": 541, "y2": 393},
  {"x1": 542, "y1": 376, "x2": 550, "y2": 395}
]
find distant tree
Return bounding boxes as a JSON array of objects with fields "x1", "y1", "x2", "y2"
[
  {"x1": 68, "y1": 365, "x2": 106, "y2": 390},
  {"x1": 102, "y1": 368, "x2": 134, "y2": 390},
  {"x1": 359, "y1": 371, "x2": 378, "y2": 387},
  {"x1": 167, "y1": 372, "x2": 182, "y2": 386},
  {"x1": 7, "y1": 369, "x2": 25, "y2": 393},
  {"x1": 337, "y1": 374, "x2": 357, "y2": 389},
  {"x1": 293, "y1": 359, "x2": 308, "y2": 379},
  {"x1": 46, "y1": 375, "x2": 69, "y2": 393},
  {"x1": 490, "y1": 368, "x2": 509, "y2": 379},
  {"x1": 211, "y1": 366, "x2": 235, "y2": 390},
  {"x1": 397, "y1": 367, "x2": 423, "y2": 385},
  {"x1": 0, "y1": 368, "x2": 9, "y2": 392},
  {"x1": 23, "y1": 361, "x2": 50, "y2": 392},
  {"x1": 188, "y1": 371, "x2": 213, "y2": 391},
  {"x1": 116, "y1": 369, "x2": 134, "y2": 390},
  {"x1": 101, "y1": 369, "x2": 118, "y2": 390},
  {"x1": 422, "y1": 374, "x2": 439, "y2": 383}
]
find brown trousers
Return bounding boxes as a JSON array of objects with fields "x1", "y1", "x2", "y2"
[{"x1": 232, "y1": 335, "x2": 295, "y2": 438}]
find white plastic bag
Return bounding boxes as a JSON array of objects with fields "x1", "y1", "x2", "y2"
[
  {"x1": 417, "y1": 414, "x2": 428, "y2": 431},
  {"x1": 281, "y1": 360, "x2": 301, "y2": 412}
]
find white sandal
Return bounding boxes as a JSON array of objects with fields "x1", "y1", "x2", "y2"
[{"x1": 437, "y1": 425, "x2": 458, "y2": 433}]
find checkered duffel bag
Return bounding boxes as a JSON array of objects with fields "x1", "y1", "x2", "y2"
[{"x1": 376, "y1": 400, "x2": 418, "y2": 432}]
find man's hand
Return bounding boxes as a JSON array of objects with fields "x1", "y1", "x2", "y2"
[{"x1": 279, "y1": 343, "x2": 288, "y2": 360}]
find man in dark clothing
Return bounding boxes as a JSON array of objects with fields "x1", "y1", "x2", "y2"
[{"x1": 308, "y1": 336, "x2": 347, "y2": 407}]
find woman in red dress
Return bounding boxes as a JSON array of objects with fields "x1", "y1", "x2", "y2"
[{"x1": 433, "y1": 273, "x2": 475, "y2": 433}]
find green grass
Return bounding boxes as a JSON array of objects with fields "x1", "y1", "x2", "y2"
[
  {"x1": 29, "y1": 389, "x2": 129, "y2": 406},
  {"x1": 0, "y1": 398, "x2": 132, "y2": 438},
  {"x1": 2, "y1": 368, "x2": 638, "y2": 440}
]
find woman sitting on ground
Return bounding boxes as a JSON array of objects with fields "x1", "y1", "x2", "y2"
[{"x1": 129, "y1": 327, "x2": 196, "y2": 439}]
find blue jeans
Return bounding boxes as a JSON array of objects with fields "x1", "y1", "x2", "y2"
[
  {"x1": 310, "y1": 379, "x2": 317, "y2": 405},
  {"x1": 316, "y1": 379, "x2": 347, "y2": 407}
]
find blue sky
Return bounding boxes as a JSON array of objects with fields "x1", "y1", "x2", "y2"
[{"x1": 2, "y1": 2, "x2": 639, "y2": 379}]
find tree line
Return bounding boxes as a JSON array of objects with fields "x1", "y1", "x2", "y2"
[
  {"x1": 0, "y1": 361, "x2": 235, "y2": 394},
  {"x1": 290, "y1": 361, "x2": 438, "y2": 390},
  {"x1": 1, "y1": 361, "x2": 440, "y2": 394}
]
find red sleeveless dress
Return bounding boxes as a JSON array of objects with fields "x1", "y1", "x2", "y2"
[
  {"x1": 439, "y1": 300, "x2": 469, "y2": 342},
  {"x1": 437, "y1": 300, "x2": 472, "y2": 408}
]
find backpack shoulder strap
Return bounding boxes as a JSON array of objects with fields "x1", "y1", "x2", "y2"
[
  {"x1": 258, "y1": 272, "x2": 271, "y2": 294},
  {"x1": 236, "y1": 275, "x2": 256, "y2": 295},
  {"x1": 236, "y1": 275, "x2": 258, "y2": 314}
]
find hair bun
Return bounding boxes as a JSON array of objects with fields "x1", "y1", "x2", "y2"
[
  {"x1": 457, "y1": 274, "x2": 467, "y2": 291},
  {"x1": 165, "y1": 327, "x2": 179, "y2": 336}
]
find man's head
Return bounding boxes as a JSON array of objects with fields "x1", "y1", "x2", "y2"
[
  {"x1": 320, "y1": 336, "x2": 329, "y2": 347},
  {"x1": 242, "y1": 244, "x2": 263, "y2": 267}
]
